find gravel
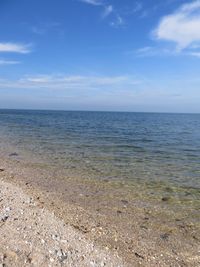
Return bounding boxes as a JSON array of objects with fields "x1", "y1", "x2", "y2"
[{"x1": 0, "y1": 180, "x2": 125, "y2": 267}]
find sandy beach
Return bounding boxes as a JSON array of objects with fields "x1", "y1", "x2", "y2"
[
  {"x1": 1, "y1": 0, "x2": 200, "y2": 265},
  {"x1": 0, "y1": 156, "x2": 200, "y2": 267},
  {"x1": 0, "y1": 178, "x2": 125, "y2": 267}
]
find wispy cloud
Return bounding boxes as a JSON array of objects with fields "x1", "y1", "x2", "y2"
[
  {"x1": 0, "y1": 42, "x2": 32, "y2": 54},
  {"x1": 31, "y1": 22, "x2": 63, "y2": 36},
  {"x1": 0, "y1": 74, "x2": 141, "y2": 90},
  {"x1": 133, "y1": 45, "x2": 200, "y2": 59},
  {"x1": 133, "y1": 1, "x2": 200, "y2": 58},
  {"x1": 32, "y1": 26, "x2": 46, "y2": 35},
  {"x1": 133, "y1": 46, "x2": 175, "y2": 57},
  {"x1": 102, "y1": 5, "x2": 113, "y2": 18},
  {"x1": 80, "y1": 0, "x2": 113, "y2": 16},
  {"x1": 79, "y1": 0, "x2": 125, "y2": 27},
  {"x1": 188, "y1": 51, "x2": 200, "y2": 57},
  {"x1": 0, "y1": 59, "x2": 20, "y2": 65},
  {"x1": 154, "y1": 0, "x2": 200, "y2": 51},
  {"x1": 80, "y1": 0, "x2": 102, "y2": 6},
  {"x1": 134, "y1": 46, "x2": 160, "y2": 57},
  {"x1": 132, "y1": 2, "x2": 143, "y2": 13},
  {"x1": 110, "y1": 15, "x2": 124, "y2": 28},
  {"x1": 2, "y1": 73, "x2": 196, "y2": 112}
]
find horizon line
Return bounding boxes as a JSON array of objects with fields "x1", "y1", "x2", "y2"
[{"x1": 0, "y1": 107, "x2": 199, "y2": 115}]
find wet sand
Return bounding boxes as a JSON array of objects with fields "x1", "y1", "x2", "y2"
[{"x1": 0, "y1": 156, "x2": 200, "y2": 266}]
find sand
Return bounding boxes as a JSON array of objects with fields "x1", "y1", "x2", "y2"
[
  {"x1": 0, "y1": 157, "x2": 200, "y2": 267},
  {"x1": 0, "y1": 179, "x2": 125, "y2": 267}
]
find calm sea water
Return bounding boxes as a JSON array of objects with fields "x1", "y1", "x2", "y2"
[{"x1": 0, "y1": 109, "x2": 200, "y2": 190}]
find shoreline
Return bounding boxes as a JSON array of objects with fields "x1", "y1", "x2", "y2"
[{"x1": 0, "y1": 156, "x2": 200, "y2": 266}]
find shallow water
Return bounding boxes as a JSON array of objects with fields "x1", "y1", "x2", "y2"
[
  {"x1": 1, "y1": 109, "x2": 200, "y2": 266},
  {"x1": 0, "y1": 109, "x2": 200, "y2": 202}
]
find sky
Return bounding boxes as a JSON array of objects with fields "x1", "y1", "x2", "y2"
[{"x1": 0, "y1": 0, "x2": 200, "y2": 112}]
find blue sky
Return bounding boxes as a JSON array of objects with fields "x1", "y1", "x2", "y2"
[{"x1": 0, "y1": 0, "x2": 200, "y2": 112}]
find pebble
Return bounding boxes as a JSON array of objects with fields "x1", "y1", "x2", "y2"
[
  {"x1": 161, "y1": 197, "x2": 170, "y2": 202},
  {"x1": 1, "y1": 214, "x2": 9, "y2": 222},
  {"x1": 27, "y1": 197, "x2": 36, "y2": 205},
  {"x1": 9, "y1": 152, "x2": 18, "y2": 157},
  {"x1": 135, "y1": 252, "x2": 144, "y2": 259},
  {"x1": 56, "y1": 249, "x2": 63, "y2": 257},
  {"x1": 121, "y1": 200, "x2": 129, "y2": 205},
  {"x1": 5, "y1": 207, "x2": 11, "y2": 212},
  {"x1": 90, "y1": 260, "x2": 95, "y2": 266},
  {"x1": 160, "y1": 233, "x2": 170, "y2": 240},
  {"x1": 52, "y1": 234, "x2": 60, "y2": 241},
  {"x1": 61, "y1": 239, "x2": 68, "y2": 243},
  {"x1": 55, "y1": 249, "x2": 68, "y2": 263}
]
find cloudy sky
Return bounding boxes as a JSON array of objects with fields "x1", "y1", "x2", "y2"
[{"x1": 0, "y1": 0, "x2": 200, "y2": 112}]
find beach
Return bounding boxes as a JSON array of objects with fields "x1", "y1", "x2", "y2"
[
  {"x1": 0, "y1": 155, "x2": 200, "y2": 267},
  {"x1": 0, "y1": 111, "x2": 200, "y2": 266},
  {"x1": 2, "y1": 0, "x2": 200, "y2": 265},
  {"x1": 0, "y1": 178, "x2": 123, "y2": 267}
]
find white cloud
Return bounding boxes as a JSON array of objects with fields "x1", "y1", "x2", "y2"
[
  {"x1": 133, "y1": 45, "x2": 200, "y2": 59},
  {"x1": 32, "y1": 26, "x2": 46, "y2": 35},
  {"x1": 188, "y1": 51, "x2": 200, "y2": 57},
  {"x1": 132, "y1": 2, "x2": 143, "y2": 13},
  {"x1": 0, "y1": 74, "x2": 141, "y2": 90},
  {"x1": 102, "y1": 5, "x2": 113, "y2": 18},
  {"x1": 110, "y1": 15, "x2": 124, "y2": 28},
  {"x1": 0, "y1": 59, "x2": 20, "y2": 65},
  {"x1": 31, "y1": 22, "x2": 62, "y2": 35},
  {"x1": 133, "y1": 46, "x2": 176, "y2": 57},
  {"x1": 0, "y1": 42, "x2": 31, "y2": 54},
  {"x1": 80, "y1": 0, "x2": 102, "y2": 6},
  {"x1": 154, "y1": 0, "x2": 200, "y2": 51},
  {"x1": 136, "y1": 46, "x2": 154, "y2": 55},
  {"x1": 79, "y1": 0, "x2": 124, "y2": 27}
]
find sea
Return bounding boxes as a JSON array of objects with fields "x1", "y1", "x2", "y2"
[{"x1": 0, "y1": 109, "x2": 200, "y2": 205}]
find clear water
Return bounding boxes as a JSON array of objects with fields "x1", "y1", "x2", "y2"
[{"x1": 0, "y1": 109, "x2": 200, "y2": 191}]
